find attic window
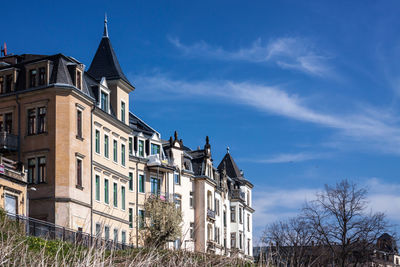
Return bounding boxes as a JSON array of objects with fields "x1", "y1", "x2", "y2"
[
  {"x1": 39, "y1": 67, "x2": 46, "y2": 86},
  {"x1": 76, "y1": 70, "x2": 82, "y2": 90},
  {"x1": 29, "y1": 69, "x2": 37, "y2": 87},
  {"x1": 100, "y1": 91, "x2": 109, "y2": 113}
]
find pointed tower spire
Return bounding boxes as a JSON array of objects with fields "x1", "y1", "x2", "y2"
[{"x1": 103, "y1": 13, "x2": 109, "y2": 38}]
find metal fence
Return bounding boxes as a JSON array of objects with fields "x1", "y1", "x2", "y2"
[{"x1": 6, "y1": 213, "x2": 134, "y2": 250}]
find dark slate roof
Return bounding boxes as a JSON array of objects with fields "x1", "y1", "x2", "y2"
[
  {"x1": 218, "y1": 152, "x2": 242, "y2": 179},
  {"x1": 129, "y1": 112, "x2": 156, "y2": 136},
  {"x1": 87, "y1": 37, "x2": 133, "y2": 88}
]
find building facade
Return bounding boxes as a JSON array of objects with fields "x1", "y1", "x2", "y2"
[{"x1": 0, "y1": 18, "x2": 254, "y2": 258}]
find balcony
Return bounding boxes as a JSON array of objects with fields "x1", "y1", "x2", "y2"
[
  {"x1": 147, "y1": 154, "x2": 173, "y2": 171},
  {"x1": 231, "y1": 189, "x2": 246, "y2": 201},
  {"x1": 0, "y1": 156, "x2": 26, "y2": 183},
  {"x1": 145, "y1": 192, "x2": 174, "y2": 202},
  {"x1": 0, "y1": 132, "x2": 18, "y2": 152},
  {"x1": 207, "y1": 209, "x2": 216, "y2": 220}
]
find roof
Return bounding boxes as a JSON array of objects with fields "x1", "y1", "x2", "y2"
[
  {"x1": 218, "y1": 152, "x2": 243, "y2": 179},
  {"x1": 129, "y1": 112, "x2": 157, "y2": 136},
  {"x1": 87, "y1": 36, "x2": 133, "y2": 88}
]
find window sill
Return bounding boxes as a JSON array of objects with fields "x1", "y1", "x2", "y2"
[
  {"x1": 76, "y1": 135, "x2": 84, "y2": 141},
  {"x1": 75, "y1": 185, "x2": 84, "y2": 190},
  {"x1": 27, "y1": 132, "x2": 48, "y2": 137}
]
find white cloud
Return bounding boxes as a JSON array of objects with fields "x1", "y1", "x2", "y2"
[
  {"x1": 168, "y1": 36, "x2": 333, "y2": 77},
  {"x1": 241, "y1": 152, "x2": 326, "y2": 164},
  {"x1": 252, "y1": 178, "x2": 400, "y2": 243},
  {"x1": 133, "y1": 74, "x2": 400, "y2": 154}
]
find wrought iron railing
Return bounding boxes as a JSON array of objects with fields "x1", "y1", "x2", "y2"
[
  {"x1": 207, "y1": 209, "x2": 216, "y2": 219},
  {"x1": 231, "y1": 189, "x2": 246, "y2": 201},
  {"x1": 6, "y1": 213, "x2": 133, "y2": 250},
  {"x1": 0, "y1": 132, "x2": 18, "y2": 151}
]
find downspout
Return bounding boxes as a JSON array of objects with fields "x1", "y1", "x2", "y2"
[
  {"x1": 90, "y1": 105, "x2": 95, "y2": 239},
  {"x1": 135, "y1": 161, "x2": 139, "y2": 247},
  {"x1": 15, "y1": 92, "x2": 21, "y2": 163}
]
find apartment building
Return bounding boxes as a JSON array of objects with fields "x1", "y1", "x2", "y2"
[{"x1": 0, "y1": 18, "x2": 254, "y2": 259}]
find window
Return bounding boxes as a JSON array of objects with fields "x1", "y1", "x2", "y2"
[
  {"x1": 247, "y1": 190, "x2": 250, "y2": 206},
  {"x1": 150, "y1": 177, "x2": 160, "y2": 195},
  {"x1": 129, "y1": 137, "x2": 133, "y2": 155},
  {"x1": 29, "y1": 69, "x2": 37, "y2": 87},
  {"x1": 76, "y1": 71, "x2": 82, "y2": 90},
  {"x1": 230, "y1": 206, "x2": 236, "y2": 222},
  {"x1": 28, "y1": 108, "x2": 36, "y2": 135},
  {"x1": 138, "y1": 210, "x2": 145, "y2": 229},
  {"x1": 77, "y1": 110, "x2": 82, "y2": 138},
  {"x1": 239, "y1": 233, "x2": 242, "y2": 249},
  {"x1": 121, "y1": 186, "x2": 125, "y2": 210},
  {"x1": 113, "y1": 140, "x2": 118, "y2": 162},
  {"x1": 215, "y1": 226, "x2": 220, "y2": 243},
  {"x1": 239, "y1": 207, "x2": 243, "y2": 224},
  {"x1": 104, "y1": 226, "x2": 110, "y2": 240},
  {"x1": 37, "y1": 107, "x2": 46, "y2": 134},
  {"x1": 76, "y1": 158, "x2": 82, "y2": 187},
  {"x1": 247, "y1": 239, "x2": 251, "y2": 255},
  {"x1": 207, "y1": 191, "x2": 212, "y2": 210},
  {"x1": 189, "y1": 191, "x2": 194, "y2": 208},
  {"x1": 121, "y1": 101, "x2": 125, "y2": 123},
  {"x1": 4, "y1": 113, "x2": 12, "y2": 133},
  {"x1": 151, "y1": 143, "x2": 160, "y2": 155},
  {"x1": 207, "y1": 224, "x2": 213, "y2": 241},
  {"x1": 216, "y1": 199, "x2": 220, "y2": 216},
  {"x1": 95, "y1": 223, "x2": 101, "y2": 237},
  {"x1": 113, "y1": 229, "x2": 118, "y2": 242},
  {"x1": 138, "y1": 174, "x2": 144, "y2": 193},
  {"x1": 104, "y1": 178, "x2": 109, "y2": 204},
  {"x1": 95, "y1": 130, "x2": 100, "y2": 153},
  {"x1": 5, "y1": 75, "x2": 12, "y2": 92},
  {"x1": 104, "y1": 135, "x2": 109, "y2": 158},
  {"x1": 100, "y1": 91, "x2": 108, "y2": 112},
  {"x1": 231, "y1": 233, "x2": 236, "y2": 248},
  {"x1": 121, "y1": 144, "x2": 125, "y2": 166},
  {"x1": 126, "y1": 172, "x2": 132, "y2": 192},
  {"x1": 5, "y1": 194, "x2": 17, "y2": 215},
  {"x1": 95, "y1": 175, "x2": 100, "y2": 201},
  {"x1": 113, "y1": 182, "x2": 118, "y2": 207},
  {"x1": 38, "y1": 157, "x2": 46, "y2": 183},
  {"x1": 223, "y1": 210, "x2": 227, "y2": 227},
  {"x1": 129, "y1": 208, "x2": 133, "y2": 228},
  {"x1": 174, "y1": 173, "x2": 180, "y2": 185},
  {"x1": 121, "y1": 231, "x2": 126, "y2": 244},
  {"x1": 0, "y1": 76, "x2": 3, "y2": 94},
  {"x1": 174, "y1": 194, "x2": 181, "y2": 210},
  {"x1": 247, "y1": 214, "x2": 250, "y2": 231},
  {"x1": 38, "y1": 67, "x2": 45, "y2": 86},
  {"x1": 27, "y1": 158, "x2": 35, "y2": 184},
  {"x1": 190, "y1": 222, "x2": 194, "y2": 239},
  {"x1": 138, "y1": 140, "x2": 144, "y2": 157}
]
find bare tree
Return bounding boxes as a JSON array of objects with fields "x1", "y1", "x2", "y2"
[
  {"x1": 262, "y1": 216, "x2": 323, "y2": 267},
  {"x1": 303, "y1": 179, "x2": 390, "y2": 267}
]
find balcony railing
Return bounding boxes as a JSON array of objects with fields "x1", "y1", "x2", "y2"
[
  {"x1": 207, "y1": 209, "x2": 216, "y2": 220},
  {"x1": 231, "y1": 189, "x2": 246, "y2": 201},
  {"x1": 0, "y1": 156, "x2": 26, "y2": 183},
  {"x1": 0, "y1": 132, "x2": 18, "y2": 151},
  {"x1": 145, "y1": 192, "x2": 174, "y2": 202}
]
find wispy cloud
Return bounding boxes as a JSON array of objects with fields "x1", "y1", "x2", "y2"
[
  {"x1": 252, "y1": 178, "x2": 400, "y2": 242},
  {"x1": 245, "y1": 152, "x2": 326, "y2": 164},
  {"x1": 168, "y1": 36, "x2": 333, "y2": 77},
  {"x1": 133, "y1": 74, "x2": 400, "y2": 154}
]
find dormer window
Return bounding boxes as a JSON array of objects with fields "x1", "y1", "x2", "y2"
[
  {"x1": 5, "y1": 74, "x2": 12, "y2": 93},
  {"x1": 39, "y1": 67, "x2": 46, "y2": 86},
  {"x1": 100, "y1": 91, "x2": 109, "y2": 113},
  {"x1": 0, "y1": 76, "x2": 3, "y2": 94},
  {"x1": 151, "y1": 143, "x2": 160, "y2": 155},
  {"x1": 120, "y1": 101, "x2": 125, "y2": 123},
  {"x1": 76, "y1": 70, "x2": 82, "y2": 90},
  {"x1": 29, "y1": 69, "x2": 37, "y2": 87}
]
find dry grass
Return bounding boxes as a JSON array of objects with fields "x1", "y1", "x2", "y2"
[{"x1": 0, "y1": 214, "x2": 251, "y2": 266}]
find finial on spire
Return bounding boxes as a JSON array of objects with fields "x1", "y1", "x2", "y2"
[
  {"x1": 206, "y1": 136, "x2": 209, "y2": 145},
  {"x1": 174, "y1": 131, "x2": 178, "y2": 141},
  {"x1": 103, "y1": 13, "x2": 109, "y2": 38},
  {"x1": 227, "y1": 146, "x2": 230, "y2": 154}
]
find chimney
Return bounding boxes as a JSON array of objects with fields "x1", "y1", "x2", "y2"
[{"x1": 1, "y1": 42, "x2": 7, "y2": 57}]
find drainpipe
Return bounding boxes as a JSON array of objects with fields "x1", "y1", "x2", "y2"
[
  {"x1": 135, "y1": 161, "x2": 138, "y2": 247},
  {"x1": 90, "y1": 105, "x2": 94, "y2": 240},
  {"x1": 15, "y1": 92, "x2": 21, "y2": 163}
]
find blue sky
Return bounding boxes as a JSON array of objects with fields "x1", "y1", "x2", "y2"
[{"x1": 3, "y1": 0, "x2": 400, "y2": 242}]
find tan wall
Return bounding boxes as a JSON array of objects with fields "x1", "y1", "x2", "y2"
[{"x1": 0, "y1": 176, "x2": 27, "y2": 216}]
